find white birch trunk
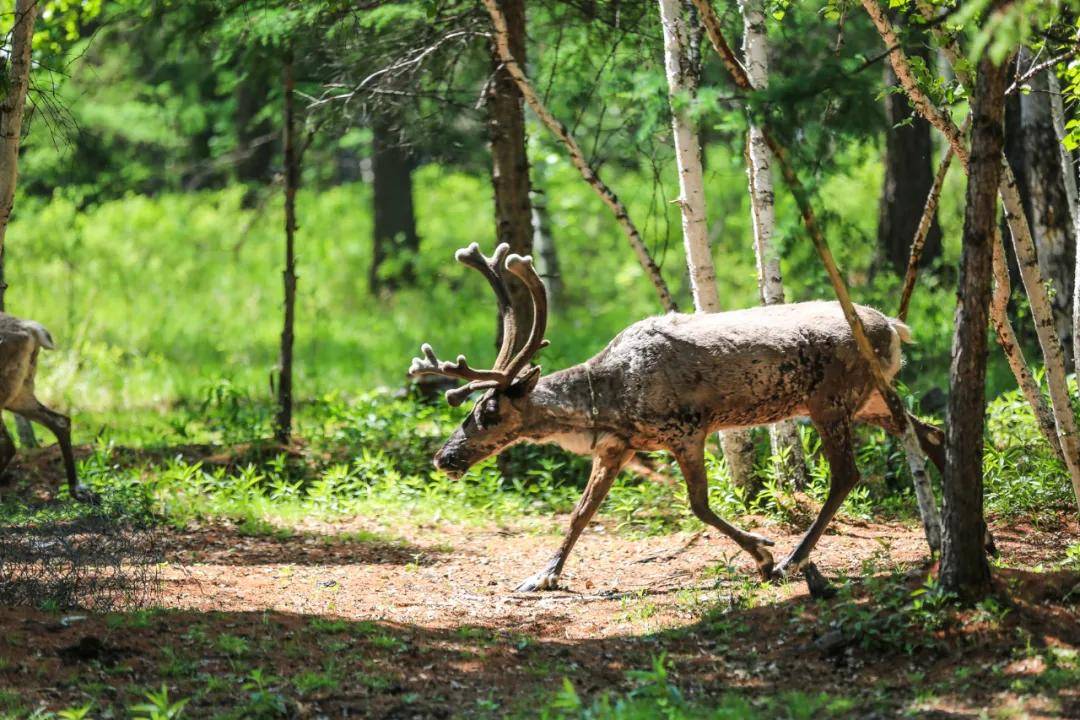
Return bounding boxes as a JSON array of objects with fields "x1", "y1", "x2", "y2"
[
  {"x1": 738, "y1": 0, "x2": 809, "y2": 488},
  {"x1": 659, "y1": 0, "x2": 757, "y2": 489}
]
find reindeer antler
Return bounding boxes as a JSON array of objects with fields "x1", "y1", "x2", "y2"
[{"x1": 408, "y1": 243, "x2": 550, "y2": 405}]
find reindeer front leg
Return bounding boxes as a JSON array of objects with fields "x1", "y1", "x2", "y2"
[{"x1": 515, "y1": 439, "x2": 633, "y2": 591}]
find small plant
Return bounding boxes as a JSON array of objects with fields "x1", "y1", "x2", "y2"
[{"x1": 129, "y1": 685, "x2": 189, "y2": 720}]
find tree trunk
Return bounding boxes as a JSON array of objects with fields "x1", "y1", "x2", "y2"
[
  {"x1": 369, "y1": 114, "x2": 419, "y2": 293},
  {"x1": 879, "y1": 55, "x2": 943, "y2": 275},
  {"x1": 738, "y1": 0, "x2": 809, "y2": 489},
  {"x1": 1047, "y1": 70, "x2": 1080, "y2": 374},
  {"x1": 531, "y1": 187, "x2": 563, "y2": 309},
  {"x1": 486, "y1": 0, "x2": 534, "y2": 348},
  {"x1": 0, "y1": 0, "x2": 38, "y2": 310},
  {"x1": 1004, "y1": 49, "x2": 1075, "y2": 365},
  {"x1": 659, "y1": 0, "x2": 757, "y2": 490},
  {"x1": 275, "y1": 50, "x2": 298, "y2": 445},
  {"x1": 941, "y1": 54, "x2": 1005, "y2": 603},
  {"x1": 482, "y1": 0, "x2": 677, "y2": 313}
]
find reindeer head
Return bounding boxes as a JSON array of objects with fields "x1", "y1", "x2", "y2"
[{"x1": 409, "y1": 243, "x2": 549, "y2": 477}]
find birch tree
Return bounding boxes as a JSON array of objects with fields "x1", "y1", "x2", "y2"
[
  {"x1": 657, "y1": 0, "x2": 758, "y2": 490},
  {"x1": 737, "y1": 0, "x2": 809, "y2": 488}
]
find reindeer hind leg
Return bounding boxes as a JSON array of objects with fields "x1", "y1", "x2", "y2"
[{"x1": 674, "y1": 441, "x2": 776, "y2": 580}]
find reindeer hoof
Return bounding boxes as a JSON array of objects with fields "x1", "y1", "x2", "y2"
[
  {"x1": 802, "y1": 563, "x2": 837, "y2": 600},
  {"x1": 515, "y1": 571, "x2": 560, "y2": 592}
]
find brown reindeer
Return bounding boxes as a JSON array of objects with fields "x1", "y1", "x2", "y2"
[
  {"x1": 410, "y1": 243, "x2": 945, "y2": 596},
  {"x1": 0, "y1": 313, "x2": 88, "y2": 501}
]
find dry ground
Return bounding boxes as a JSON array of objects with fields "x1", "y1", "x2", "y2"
[{"x1": 2, "y1": 504, "x2": 1079, "y2": 718}]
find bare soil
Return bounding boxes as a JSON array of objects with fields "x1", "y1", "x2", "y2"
[{"x1": 2, "y1": 503, "x2": 1079, "y2": 719}]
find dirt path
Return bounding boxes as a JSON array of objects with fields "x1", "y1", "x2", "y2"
[
  {"x1": 161, "y1": 515, "x2": 935, "y2": 636},
  {"x1": 3, "y1": 513, "x2": 1079, "y2": 718}
]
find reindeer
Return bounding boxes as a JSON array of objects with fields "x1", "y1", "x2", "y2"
[
  {"x1": 0, "y1": 313, "x2": 88, "y2": 501},
  {"x1": 409, "y1": 243, "x2": 946, "y2": 597}
]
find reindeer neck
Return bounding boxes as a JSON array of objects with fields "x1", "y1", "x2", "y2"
[{"x1": 523, "y1": 362, "x2": 618, "y2": 440}]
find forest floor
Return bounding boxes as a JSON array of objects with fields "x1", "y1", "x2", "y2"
[{"x1": 1, "y1": 449, "x2": 1080, "y2": 718}]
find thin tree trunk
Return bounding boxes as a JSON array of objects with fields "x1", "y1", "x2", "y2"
[
  {"x1": 275, "y1": 49, "x2": 298, "y2": 445},
  {"x1": 879, "y1": 45, "x2": 942, "y2": 275},
  {"x1": 531, "y1": 187, "x2": 563, "y2": 309},
  {"x1": 1005, "y1": 49, "x2": 1075, "y2": 363},
  {"x1": 941, "y1": 54, "x2": 1005, "y2": 603},
  {"x1": 370, "y1": 113, "x2": 419, "y2": 293},
  {"x1": 738, "y1": 0, "x2": 809, "y2": 488},
  {"x1": 0, "y1": 0, "x2": 38, "y2": 310},
  {"x1": 1047, "y1": 70, "x2": 1080, "y2": 373},
  {"x1": 483, "y1": 0, "x2": 677, "y2": 313},
  {"x1": 691, "y1": 0, "x2": 943, "y2": 550},
  {"x1": 991, "y1": 234, "x2": 1064, "y2": 459},
  {"x1": 658, "y1": 0, "x2": 757, "y2": 490},
  {"x1": 864, "y1": 0, "x2": 1080, "y2": 514},
  {"x1": 0, "y1": 1, "x2": 40, "y2": 450},
  {"x1": 487, "y1": 0, "x2": 535, "y2": 349}
]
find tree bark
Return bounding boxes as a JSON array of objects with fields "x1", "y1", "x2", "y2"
[
  {"x1": 941, "y1": 55, "x2": 1005, "y2": 603},
  {"x1": 0, "y1": 1, "x2": 40, "y2": 450},
  {"x1": 531, "y1": 187, "x2": 563, "y2": 309},
  {"x1": 1047, "y1": 70, "x2": 1080, "y2": 373},
  {"x1": 1004, "y1": 49, "x2": 1075, "y2": 365},
  {"x1": 738, "y1": 0, "x2": 809, "y2": 489},
  {"x1": 0, "y1": 0, "x2": 38, "y2": 310},
  {"x1": 275, "y1": 49, "x2": 298, "y2": 445},
  {"x1": 659, "y1": 0, "x2": 757, "y2": 490},
  {"x1": 879, "y1": 52, "x2": 943, "y2": 275},
  {"x1": 482, "y1": 0, "x2": 677, "y2": 313},
  {"x1": 369, "y1": 114, "x2": 419, "y2": 293},
  {"x1": 486, "y1": 0, "x2": 535, "y2": 348}
]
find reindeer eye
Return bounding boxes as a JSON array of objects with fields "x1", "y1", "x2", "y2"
[{"x1": 477, "y1": 399, "x2": 500, "y2": 427}]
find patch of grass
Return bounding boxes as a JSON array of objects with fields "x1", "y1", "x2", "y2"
[{"x1": 214, "y1": 634, "x2": 250, "y2": 658}]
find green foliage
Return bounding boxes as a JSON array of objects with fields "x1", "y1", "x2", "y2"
[
  {"x1": 537, "y1": 655, "x2": 854, "y2": 719},
  {"x1": 129, "y1": 685, "x2": 189, "y2": 720}
]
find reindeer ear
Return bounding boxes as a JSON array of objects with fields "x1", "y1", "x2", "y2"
[{"x1": 507, "y1": 366, "x2": 541, "y2": 398}]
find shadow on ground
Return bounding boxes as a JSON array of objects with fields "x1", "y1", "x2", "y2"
[{"x1": 2, "y1": 563, "x2": 1078, "y2": 719}]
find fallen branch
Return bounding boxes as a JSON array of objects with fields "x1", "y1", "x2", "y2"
[{"x1": 483, "y1": 0, "x2": 677, "y2": 312}]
